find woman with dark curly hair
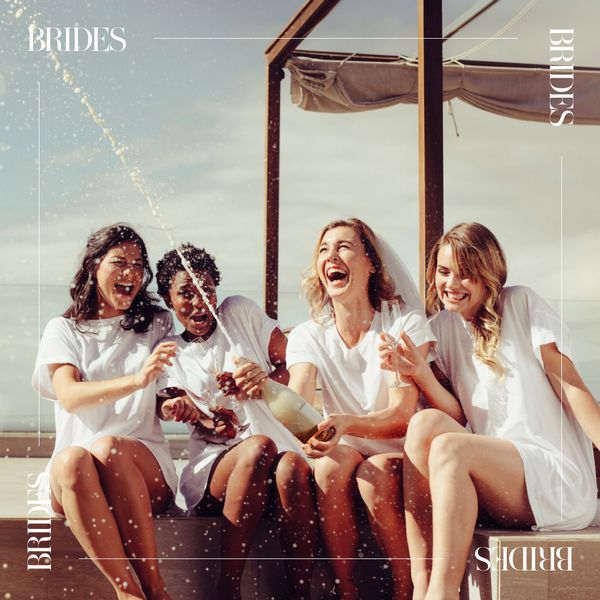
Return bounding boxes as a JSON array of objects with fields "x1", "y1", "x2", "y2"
[
  {"x1": 32, "y1": 223, "x2": 178, "y2": 600},
  {"x1": 155, "y1": 244, "x2": 318, "y2": 600},
  {"x1": 380, "y1": 222, "x2": 598, "y2": 600}
]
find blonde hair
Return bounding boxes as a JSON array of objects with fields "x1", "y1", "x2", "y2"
[
  {"x1": 302, "y1": 218, "x2": 397, "y2": 320},
  {"x1": 426, "y1": 222, "x2": 507, "y2": 375}
]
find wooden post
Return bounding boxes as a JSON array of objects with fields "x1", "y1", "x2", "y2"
[
  {"x1": 264, "y1": 63, "x2": 284, "y2": 319},
  {"x1": 264, "y1": 0, "x2": 341, "y2": 319},
  {"x1": 418, "y1": 0, "x2": 444, "y2": 300}
]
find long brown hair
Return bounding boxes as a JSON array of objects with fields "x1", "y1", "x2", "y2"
[
  {"x1": 63, "y1": 223, "x2": 164, "y2": 333},
  {"x1": 426, "y1": 222, "x2": 507, "y2": 374},
  {"x1": 302, "y1": 218, "x2": 397, "y2": 320}
]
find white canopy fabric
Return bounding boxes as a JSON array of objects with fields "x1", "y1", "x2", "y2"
[{"x1": 286, "y1": 57, "x2": 600, "y2": 125}]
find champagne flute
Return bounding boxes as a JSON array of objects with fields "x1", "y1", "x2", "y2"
[
  {"x1": 380, "y1": 299, "x2": 411, "y2": 388},
  {"x1": 192, "y1": 337, "x2": 240, "y2": 411}
]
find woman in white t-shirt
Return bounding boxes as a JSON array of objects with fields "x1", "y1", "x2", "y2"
[
  {"x1": 32, "y1": 224, "x2": 179, "y2": 600},
  {"x1": 154, "y1": 244, "x2": 318, "y2": 600},
  {"x1": 287, "y1": 218, "x2": 448, "y2": 600},
  {"x1": 379, "y1": 222, "x2": 599, "y2": 600}
]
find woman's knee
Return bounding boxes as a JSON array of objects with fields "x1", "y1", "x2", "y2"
[
  {"x1": 428, "y1": 432, "x2": 467, "y2": 474},
  {"x1": 51, "y1": 446, "x2": 96, "y2": 490},
  {"x1": 314, "y1": 445, "x2": 363, "y2": 492},
  {"x1": 274, "y1": 452, "x2": 313, "y2": 496},
  {"x1": 238, "y1": 435, "x2": 278, "y2": 471},
  {"x1": 405, "y1": 409, "x2": 452, "y2": 456}
]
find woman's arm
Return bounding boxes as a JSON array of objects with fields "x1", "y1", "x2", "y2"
[
  {"x1": 380, "y1": 332, "x2": 466, "y2": 425},
  {"x1": 541, "y1": 342, "x2": 600, "y2": 450},
  {"x1": 49, "y1": 341, "x2": 177, "y2": 413},
  {"x1": 319, "y1": 379, "x2": 421, "y2": 441},
  {"x1": 267, "y1": 327, "x2": 289, "y2": 385},
  {"x1": 231, "y1": 327, "x2": 290, "y2": 398},
  {"x1": 288, "y1": 361, "x2": 318, "y2": 406},
  {"x1": 305, "y1": 344, "x2": 428, "y2": 458}
]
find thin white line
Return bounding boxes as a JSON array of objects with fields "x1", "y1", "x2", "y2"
[
  {"x1": 37, "y1": 79, "x2": 41, "y2": 447},
  {"x1": 77, "y1": 557, "x2": 440, "y2": 561},
  {"x1": 153, "y1": 36, "x2": 518, "y2": 41},
  {"x1": 560, "y1": 155, "x2": 564, "y2": 521}
]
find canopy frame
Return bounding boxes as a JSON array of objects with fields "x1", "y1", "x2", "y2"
[{"x1": 262, "y1": 0, "x2": 597, "y2": 318}]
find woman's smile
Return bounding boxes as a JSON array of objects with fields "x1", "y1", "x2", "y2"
[{"x1": 317, "y1": 226, "x2": 372, "y2": 300}]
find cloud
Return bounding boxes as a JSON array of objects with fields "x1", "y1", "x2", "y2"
[{"x1": 2, "y1": 1, "x2": 599, "y2": 314}]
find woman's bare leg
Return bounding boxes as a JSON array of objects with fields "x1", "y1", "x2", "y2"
[
  {"x1": 403, "y1": 409, "x2": 466, "y2": 600},
  {"x1": 201, "y1": 435, "x2": 278, "y2": 600},
  {"x1": 272, "y1": 452, "x2": 319, "y2": 600},
  {"x1": 90, "y1": 436, "x2": 174, "y2": 600},
  {"x1": 50, "y1": 446, "x2": 145, "y2": 599},
  {"x1": 356, "y1": 453, "x2": 410, "y2": 600},
  {"x1": 314, "y1": 444, "x2": 364, "y2": 600},
  {"x1": 425, "y1": 433, "x2": 534, "y2": 600}
]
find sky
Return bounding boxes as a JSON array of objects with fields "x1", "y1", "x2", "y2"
[{"x1": 1, "y1": 0, "x2": 599, "y2": 428}]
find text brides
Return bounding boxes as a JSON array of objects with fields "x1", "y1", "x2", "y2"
[
  {"x1": 549, "y1": 28, "x2": 575, "y2": 126},
  {"x1": 28, "y1": 26, "x2": 126, "y2": 52}
]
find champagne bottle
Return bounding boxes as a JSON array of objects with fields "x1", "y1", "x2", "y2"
[{"x1": 261, "y1": 379, "x2": 335, "y2": 444}]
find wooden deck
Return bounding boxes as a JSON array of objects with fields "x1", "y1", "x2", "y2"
[{"x1": 2, "y1": 452, "x2": 599, "y2": 599}]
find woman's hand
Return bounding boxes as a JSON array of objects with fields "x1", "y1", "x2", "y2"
[
  {"x1": 161, "y1": 394, "x2": 205, "y2": 423},
  {"x1": 230, "y1": 357, "x2": 269, "y2": 400},
  {"x1": 378, "y1": 331, "x2": 428, "y2": 383},
  {"x1": 193, "y1": 405, "x2": 247, "y2": 443},
  {"x1": 134, "y1": 341, "x2": 177, "y2": 389},
  {"x1": 378, "y1": 332, "x2": 399, "y2": 372},
  {"x1": 302, "y1": 413, "x2": 350, "y2": 458}
]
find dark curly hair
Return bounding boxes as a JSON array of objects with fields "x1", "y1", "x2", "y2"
[
  {"x1": 156, "y1": 244, "x2": 222, "y2": 304},
  {"x1": 63, "y1": 223, "x2": 164, "y2": 333}
]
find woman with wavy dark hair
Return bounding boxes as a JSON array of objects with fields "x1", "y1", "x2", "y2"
[
  {"x1": 380, "y1": 222, "x2": 598, "y2": 600},
  {"x1": 287, "y1": 218, "x2": 440, "y2": 600},
  {"x1": 32, "y1": 223, "x2": 179, "y2": 600}
]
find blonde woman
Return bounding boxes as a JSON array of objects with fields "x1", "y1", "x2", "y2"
[
  {"x1": 379, "y1": 222, "x2": 598, "y2": 600},
  {"x1": 287, "y1": 218, "x2": 443, "y2": 600}
]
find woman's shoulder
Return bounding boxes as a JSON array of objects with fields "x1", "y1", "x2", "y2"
[
  {"x1": 43, "y1": 315, "x2": 77, "y2": 337},
  {"x1": 47, "y1": 314, "x2": 72, "y2": 327},
  {"x1": 427, "y1": 309, "x2": 457, "y2": 330},
  {"x1": 500, "y1": 285, "x2": 544, "y2": 314},
  {"x1": 290, "y1": 317, "x2": 331, "y2": 335},
  {"x1": 501, "y1": 285, "x2": 538, "y2": 301},
  {"x1": 220, "y1": 294, "x2": 258, "y2": 312}
]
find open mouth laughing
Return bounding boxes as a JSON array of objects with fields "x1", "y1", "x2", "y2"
[
  {"x1": 325, "y1": 266, "x2": 348, "y2": 285},
  {"x1": 190, "y1": 313, "x2": 209, "y2": 324},
  {"x1": 114, "y1": 282, "x2": 135, "y2": 297}
]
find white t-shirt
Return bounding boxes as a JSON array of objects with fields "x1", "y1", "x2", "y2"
[
  {"x1": 286, "y1": 304, "x2": 436, "y2": 457},
  {"x1": 430, "y1": 285, "x2": 597, "y2": 530},
  {"x1": 158, "y1": 295, "x2": 303, "y2": 511},
  {"x1": 32, "y1": 311, "x2": 178, "y2": 501}
]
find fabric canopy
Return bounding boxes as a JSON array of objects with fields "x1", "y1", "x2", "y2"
[{"x1": 286, "y1": 57, "x2": 600, "y2": 125}]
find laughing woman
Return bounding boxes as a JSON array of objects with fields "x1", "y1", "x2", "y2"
[
  {"x1": 380, "y1": 222, "x2": 598, "y2": 600},
  {"x1": 286, "y1": 218, "x2": 446, "y2": 600},
  {"x1": 154, "y1": 245, "x2": 318, "y2": 600},
  {"x1": 32, "y1": 224, "x2": 178, "y2": 600}
]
